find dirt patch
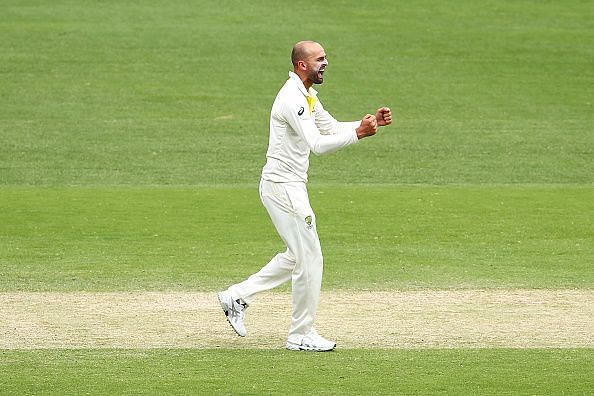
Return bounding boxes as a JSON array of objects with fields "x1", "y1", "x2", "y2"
[{"x1": 1, "y1": 290, "x2": 592, "y2": 349}]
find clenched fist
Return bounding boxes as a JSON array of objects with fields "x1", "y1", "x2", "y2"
[
  {"x1": 375, "y1": 107, "x2": 392, "y2": 126},
  {"x1": 356, "y1": 114, "x2": 378, "y2": 139}
]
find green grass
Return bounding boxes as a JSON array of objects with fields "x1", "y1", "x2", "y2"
[
  {"x1": 1, "y1": 349, "x2": 592, "y2": 395},
  {"x1": 1, "y1": 0, "x2": 592, "y2": 186},
  {"x1": 1, "y1": 0, "x2": 593, "y2": 394},
  {"x1": 1, "y1": 186, "x2": 592, "y2": 291}
]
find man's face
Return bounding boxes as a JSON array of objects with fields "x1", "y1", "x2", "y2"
[{"x1": 303, "y1": 44, "x2": 328, "y2": 85}]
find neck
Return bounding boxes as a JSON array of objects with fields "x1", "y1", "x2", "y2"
[{"x1": 294, "y1": 69, "x2": 313, "y2": 90}]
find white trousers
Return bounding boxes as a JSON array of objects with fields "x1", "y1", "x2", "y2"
[{"x1": 228, "y1": 179, "x2": 323, "y2": 342}]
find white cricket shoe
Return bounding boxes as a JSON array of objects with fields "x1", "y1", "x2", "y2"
[
  {"x1": 286, "y1": 328, "x2": 336, "y2": 352},
  {"x1": 217, "y1": 291, "x2": 248, "y2": 337}
]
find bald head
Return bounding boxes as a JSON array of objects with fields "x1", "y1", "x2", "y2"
[
  {"x1": 291, "y1": 40, "x2": 328, "y2": 89},
  {"x1": 291, "y1": 40, "x2": 322, "y2": 67}
]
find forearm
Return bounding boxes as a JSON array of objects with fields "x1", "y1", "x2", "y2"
[{"x1": 310, "y1": 129, "x2": 358, "y2": 155}]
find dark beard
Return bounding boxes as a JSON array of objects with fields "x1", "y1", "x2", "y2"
[{"x1": 310, "y1": 69, "x2": 324, "y2": 85}]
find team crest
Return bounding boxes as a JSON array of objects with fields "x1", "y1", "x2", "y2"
[{"x1": 304, "y1": 215, "x2": 313, "y2": 228}]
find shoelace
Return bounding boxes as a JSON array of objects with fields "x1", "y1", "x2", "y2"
[{"x1": 306, "y1": 330, "x2": 331, "y2": 345}]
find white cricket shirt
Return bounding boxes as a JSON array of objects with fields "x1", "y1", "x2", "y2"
[{"x1": 261, "y1": 71, "x2": 360, "y2": 183}]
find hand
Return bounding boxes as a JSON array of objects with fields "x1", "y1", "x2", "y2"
[
  {"x1": 356, "y1": 114, "x2": 378, "y2": 139},
  {"x1": 375, "y1": 107, "x2": 393, "y2": 127}
]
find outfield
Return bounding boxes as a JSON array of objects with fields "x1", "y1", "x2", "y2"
[{"x1": 1, "y1": 0, "x2": 593, "y2": 394}]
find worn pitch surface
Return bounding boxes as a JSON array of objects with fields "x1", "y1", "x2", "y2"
[{"x1": 2, "y1": 290, "x2": 592, "y2": 349}]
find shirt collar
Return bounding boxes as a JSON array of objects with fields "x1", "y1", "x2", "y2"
[{"x1": 288, "y1": 71, "x2": 317, "y2": 98}]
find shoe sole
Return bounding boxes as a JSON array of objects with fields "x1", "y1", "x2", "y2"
[
  {"x1": 217, "y1": 292, "x2": 247, "y2": 337},
  {"x1": 286, "y1": 342, "x2": 336, "y2": 352}
]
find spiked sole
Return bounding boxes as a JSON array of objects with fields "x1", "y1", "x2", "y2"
[{"x1": 286, "y1": 342, "x2": 336, "y2": 352}]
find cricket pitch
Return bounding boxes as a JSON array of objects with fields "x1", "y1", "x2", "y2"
[{"x1": 1, "y1": 290, "x2": 592, "y2": 349}]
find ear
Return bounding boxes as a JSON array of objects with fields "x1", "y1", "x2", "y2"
[{"x1": 297, "y1": 60, "x2": 308, "y2": 71}]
